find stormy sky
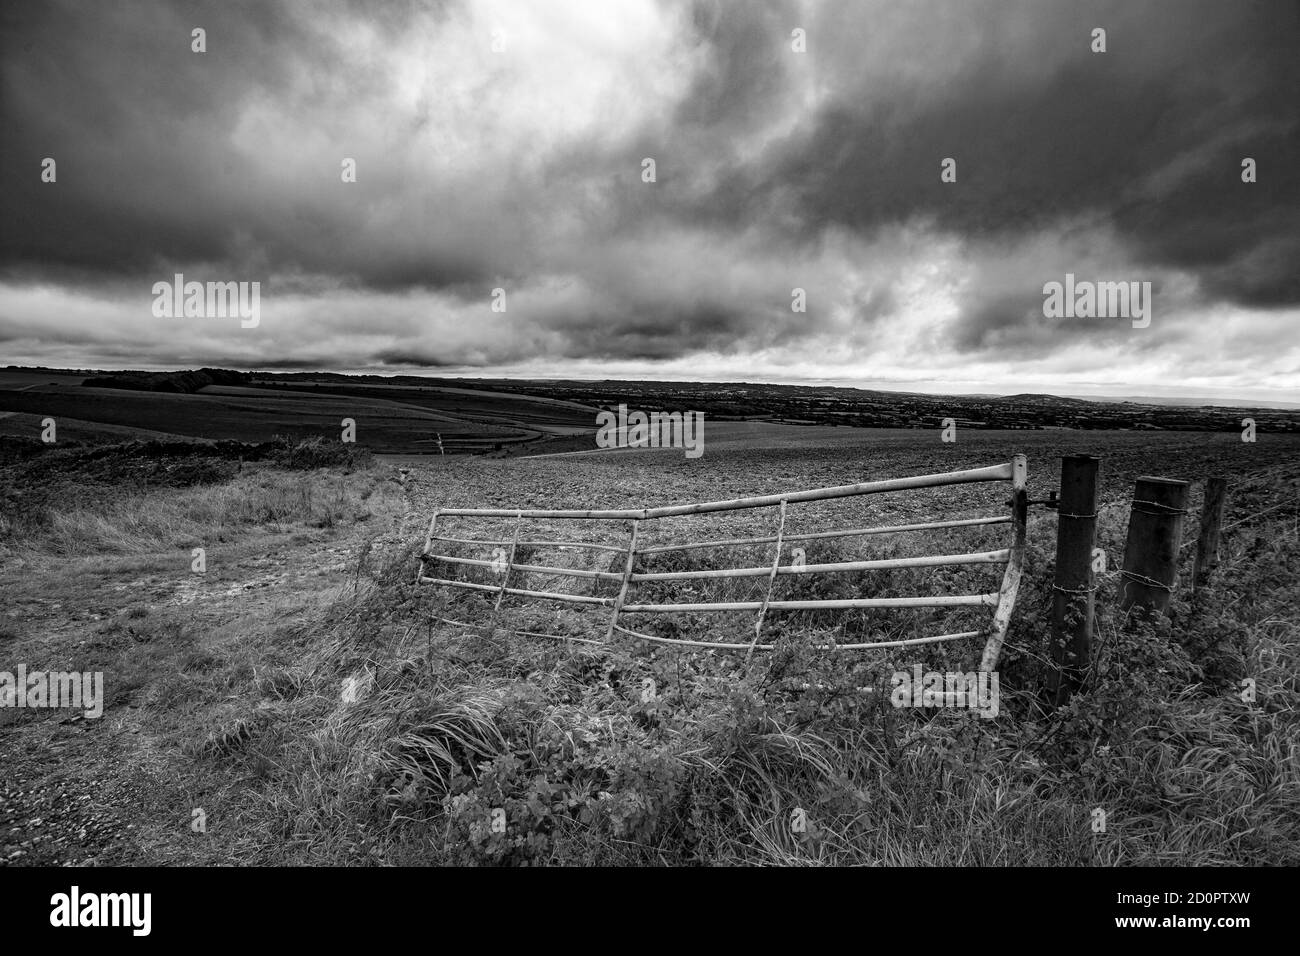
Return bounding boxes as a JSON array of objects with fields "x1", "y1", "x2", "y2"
[{"x1": 2, "y1": 0, "x2": 1298, "y2": 400}]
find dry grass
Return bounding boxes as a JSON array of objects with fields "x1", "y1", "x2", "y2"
[{"x1": 2, "y1": 470, "x2": 371, "y2": 561}]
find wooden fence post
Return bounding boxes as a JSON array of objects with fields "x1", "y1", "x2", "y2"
[
  {"x1": 748, "y1": 499, "x2": 788, "y2": 659},
  {"x1": 1120, "y1": 477, "x2": 1190, "y2": 617},
  {"x1": 1193, "y1": 477, "x2": 1229, "y2": 593},
  {"x1": 980, "y1": 454, "x2": 1027, "y2": 673},
  {"x1": 1048, "y1": 455, "x2": 1099, "y2": 706}
]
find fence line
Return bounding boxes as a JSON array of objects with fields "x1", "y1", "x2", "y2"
[{"x1": 417, "y1": 457, "x2": 1028, "y2": 666}]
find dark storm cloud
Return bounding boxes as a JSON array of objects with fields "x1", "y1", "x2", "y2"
[
  {"x1": 0, "y1": 0, "x2": 529, "y2": 293},
  {"x1": 671, "y1": 0, "x2": 797, "y2": 131},
  {"x1": 0, "y1": 0, "x2": 1297, "y2": 386},
  {"x1": 731, "y1": 0, "x2": 1300, "y2": 333},
  {"x1": 543, "y1": 0, "x2": 1299, "y2": 362},
  {"x1": 2, "y1": 1, "x2": 310, "y2": 273}
]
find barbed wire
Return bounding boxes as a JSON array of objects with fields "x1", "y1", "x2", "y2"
[
  {"x1": 1117, "y1": 569, "x2": 1177, "y2": 592},
  {"x1": 1220, "y1": 500, "x2": 1297, "y2": 534},
  {"x1": 1129, "y1": 498, "x2": 1191, "y2": 516},
  {"x1": 1051, "y1": 583, "x2": 1098, "y2": 596}
]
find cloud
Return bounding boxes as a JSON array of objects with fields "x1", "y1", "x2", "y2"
[{"x1": 0, "y1": 0, "x2": 1297, "y2": 398}]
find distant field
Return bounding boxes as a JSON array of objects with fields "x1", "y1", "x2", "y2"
[
  {"x1": 0, "y1": 376, "x2": 539, "y2": 453},
  {"x1": 4, "y1": 369, "x2": 1297, "y2": 459},
  {"x1": 0, "y1": 369, "x2": 88, "y2": 390},
  {"x1": 245, "y1": 379, "x2": 600, "y2": 438}
]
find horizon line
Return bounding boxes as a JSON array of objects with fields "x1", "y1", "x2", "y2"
[{"x1": 10, "y1": 363, "x2": 1300, "y2": 410}]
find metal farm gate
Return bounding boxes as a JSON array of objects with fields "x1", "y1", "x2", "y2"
[{"x1": 417, "y1": 456, "x2": 1027, "y2": 670}]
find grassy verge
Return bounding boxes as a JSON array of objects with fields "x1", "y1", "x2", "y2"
[
  {"x1": 0, "y1": 437, "x2": 374, "y2": 561},
  {"x1": 28, "y1": 472, "x2": 370, "y2": 557}
]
